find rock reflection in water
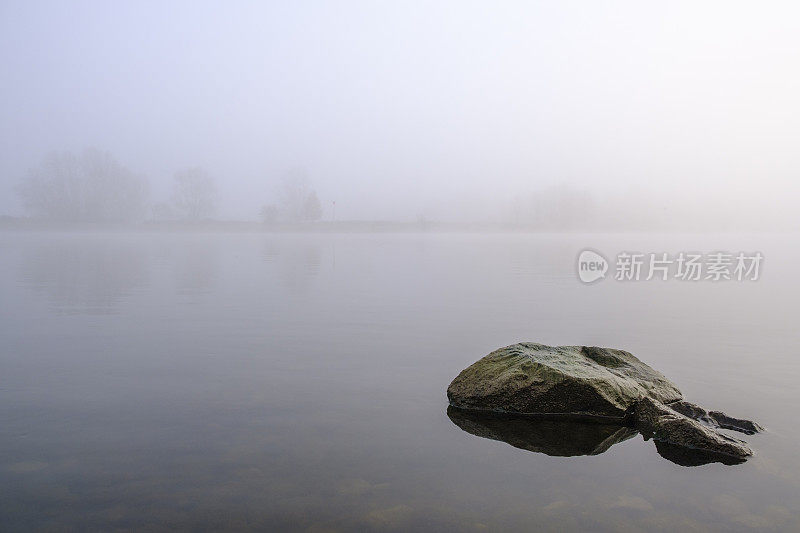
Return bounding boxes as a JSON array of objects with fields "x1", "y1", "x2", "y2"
[
  {"x1": 446, "y1": 406, "x2": 637, "y2": 457},
  {"x1": 448, "y1": 406, "x2": 750, "y2": 466},
  {"x1": 652, "y1": 438, "x2": 747, "y2": 466}
]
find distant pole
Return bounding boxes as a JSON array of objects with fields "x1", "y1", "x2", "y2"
[{"x1": 332, "y1": 200, "x2": 336, "y2": 222}]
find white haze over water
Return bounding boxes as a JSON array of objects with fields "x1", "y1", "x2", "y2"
[{"x1": 1, "y1": 1, "x2": 799, "y2": 226}]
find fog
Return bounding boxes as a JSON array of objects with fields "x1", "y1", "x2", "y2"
[
  {"x1": 2, "y1": 1, "x2": 800, "y2": 229},
  {"x1": 5, "y1": 5, "x2": 800, "y2": 529}
]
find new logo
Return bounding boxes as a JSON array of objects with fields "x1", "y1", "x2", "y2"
[{"x1": 577, "y1": 249, "x2": 608, "y2": 283}]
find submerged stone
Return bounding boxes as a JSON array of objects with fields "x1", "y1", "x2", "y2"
[{"x1": 447, "y1": 342, "x2": 761, "y2": 464}]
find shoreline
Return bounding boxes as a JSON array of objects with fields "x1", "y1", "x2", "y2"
[{"x1": 1, "y1": 218, "x2": 797, "y2": 235}]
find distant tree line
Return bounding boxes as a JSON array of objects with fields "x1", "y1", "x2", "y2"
[
  {"x1": 17, "y1": 149, "x2": 326, "y2": 225},
  {"x1": 16, "y1": 149, "x2": 148, "y2": 223},
  {"x1": 152, "y1": 167, "x2": 218, "y2": 222},
  {"x1": 509, "y1": 185, "x2": 596, "y2": 229},
  {"x1": 260, "y1": 168, "x2": 323, "y2": 224},
  {"x1": 17, "y1": 149, "x2": 220, "y2": 224}
]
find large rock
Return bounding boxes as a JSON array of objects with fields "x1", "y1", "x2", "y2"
[
  {"x1": 447, "y1": 343, "x2": 682, "y2": 420},
  {"x1": 447, "y1": 343, "x2": 761, "y2": 463}
]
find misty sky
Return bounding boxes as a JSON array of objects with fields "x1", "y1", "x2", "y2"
[{"x1": 1, "y1": 1, "x2": 799, "y2": 221}]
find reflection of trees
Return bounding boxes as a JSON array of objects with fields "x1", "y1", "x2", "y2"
[
  {"x1": 172, "y1": 242, "x2": 219, "y2": 296},
  {"x1": 149, "y1": 237, "x2": 220, "y2": 297},
  {"x1": 262, "y1": 240, "x2": 322, "y2": 293},
  {"x1": 21, "y1": 235, "x2": 224, "y2": 310},
  {"x1": 18, "y1": 238, "x2": 149, "y2": 314}
]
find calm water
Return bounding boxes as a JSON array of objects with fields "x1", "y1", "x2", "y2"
[{"x1": 1, "y1": 231, "x2": 799, "y2": 532}]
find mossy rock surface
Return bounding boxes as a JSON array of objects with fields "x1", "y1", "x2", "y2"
[{"x1": 447, "y1": 342, "x2": 682, "y2": 420}]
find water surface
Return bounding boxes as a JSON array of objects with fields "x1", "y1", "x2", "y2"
[{"x1": 1, "y1": 231, "x2": 798, "y2": 531}]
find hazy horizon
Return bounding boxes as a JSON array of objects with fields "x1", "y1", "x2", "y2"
[{"x1": 2, "y1": 1, "x2": 800, "y2": 227}]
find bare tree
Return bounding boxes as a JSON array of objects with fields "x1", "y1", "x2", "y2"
[
  {"x1": 151, "y1": 201, "x2": 176, "y2": 221},
  {"x1": 172, "y1": 167, "x2": 217, "y2": 221},
  {"x1": 260, "y1": 204, "x2": 278, "y2": 224},
  {"x1": 16, "y1": 149, "x2": 148, "y2": 223},
  {"x1": 302, "y1": 191, "x2": 322, "y2": 221},
  {"x1": 278, "y1": 169, "x2": 323, "y2": 222},
  {"x1": 510, "y1": 185, "x2": 595, "y2": 229}
]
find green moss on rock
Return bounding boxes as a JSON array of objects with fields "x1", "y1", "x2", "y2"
[{"x1": 447, "y1": 342, "x2": 682, "y2": 419}]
